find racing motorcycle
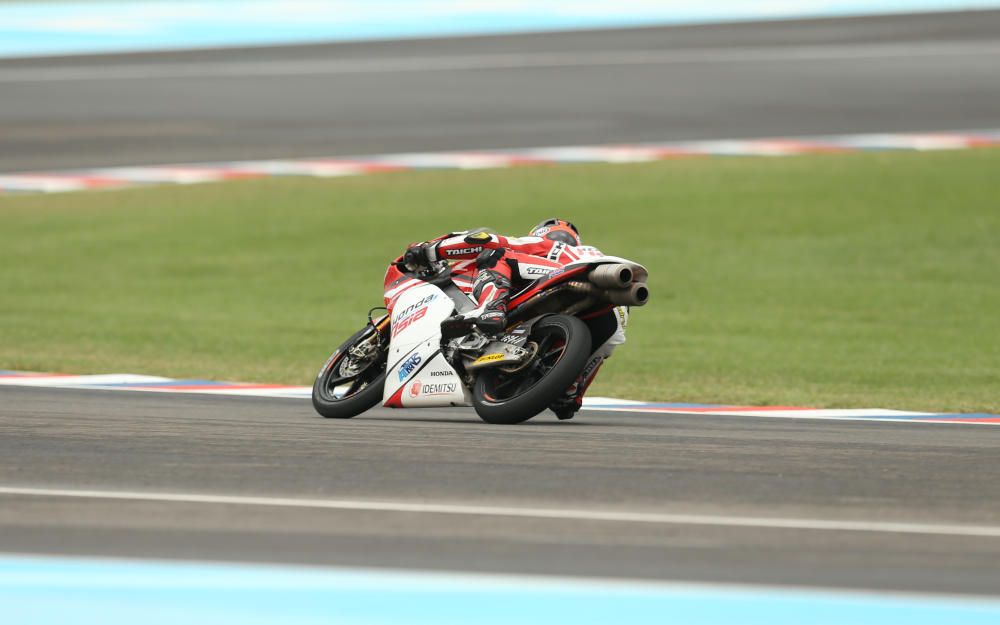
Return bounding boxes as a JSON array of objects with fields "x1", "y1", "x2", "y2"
[{"x1": 311, "y1": 249, "x2": 649, "y2": 424}]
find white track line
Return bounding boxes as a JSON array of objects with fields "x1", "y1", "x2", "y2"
[
  {"x1": 1, "y1": 41, "x2": 997, "y2": 83},
  {"x1": 2, "y1": 486, "x2": 1000, "y2": 538}
]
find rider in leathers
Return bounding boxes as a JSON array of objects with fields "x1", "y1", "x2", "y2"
[{"x1": 402, "y1": 218, "x2": 627, "y2": 419}]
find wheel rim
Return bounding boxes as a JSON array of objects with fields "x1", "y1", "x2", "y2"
[
  {"x1": 480, "y1": 327, "x2": 568, "y2": 403},
  {"x1": 318, "y1": 335, "x2": 385, "y2": 402}
]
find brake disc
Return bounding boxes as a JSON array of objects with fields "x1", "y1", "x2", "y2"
[{"x1": 342, "y1": 337, "x2": 379, "y2": 376}]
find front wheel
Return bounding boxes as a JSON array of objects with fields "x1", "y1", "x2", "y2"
[
  {"x1": 473, "y1": 315, "x2": 591, "y2": 424},
  {"x1": 312, "y1": 325, "x2": 387, "y2": 419}
]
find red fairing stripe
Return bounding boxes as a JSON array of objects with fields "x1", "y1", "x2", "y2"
[
  {"x1": 383, "y1": 262, "x2": 406, "y2": 303},
  {"x1": 386, "y1": 279, "x2": 422, "y2": 310},
  {"x1": 383, "y1": 385, "x2": 405, "y2": 408},
  {"x1": 508, "y1": 265, "x2": 589, "y2": 309}
]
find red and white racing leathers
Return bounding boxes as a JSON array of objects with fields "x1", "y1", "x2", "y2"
[{"x1": 428, "y1": 230, "x2": 627, "y2": 407}]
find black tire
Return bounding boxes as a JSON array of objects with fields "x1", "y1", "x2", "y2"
[
  {"x1": 473, "y1": 315, "x2": 591, "y2": 424},
  {"x1": 312, "y1": 326, "x2": 387, "y2": 419}
]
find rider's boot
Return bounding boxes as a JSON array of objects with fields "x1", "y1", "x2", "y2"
[
  {"x1": 551, "y1": 354, "x2": 605, "y2": 420},
  {"x1": 473, "y1": 298, "x2": 508, "y2": 335}
]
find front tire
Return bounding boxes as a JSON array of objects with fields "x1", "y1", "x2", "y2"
[
  {"x1": 473, "y1": 315, "x2": 591, "y2": 424},
  {"x1": 312, "y1": 326, "x2": 387, "y2": 419}
]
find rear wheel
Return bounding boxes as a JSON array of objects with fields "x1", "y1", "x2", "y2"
[
  {"x1": 473, "y1": 315, "x2": 591, "y2": 424},
  {"x1": 312, "y1": 326, "x2": 387, "y2": 419}
]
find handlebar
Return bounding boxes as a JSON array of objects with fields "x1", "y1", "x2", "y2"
[{"x1": 393, "y1": 259, "x2": 447, "y2": 280}]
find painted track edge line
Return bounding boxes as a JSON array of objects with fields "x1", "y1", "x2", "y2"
[
  {"x1": 1, "y1": 129, "x2": 998, "y2": 194},
  {"x1": 3, "y1": 485, "x2": 1000, "y2": 538},
  {"x1": 1, "y1": 369, "x2": 997, "y2": 424}
]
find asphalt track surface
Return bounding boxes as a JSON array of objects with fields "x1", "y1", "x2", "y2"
[
  {"x1": 2, "y1": 10, "x2": 1000, "y2": 171},
  {"x1": 4, "y1": 10, "x2": 1000, "y2": 598},
  {"x1": 2, "y1": 386, "x2": 999, "y2": 595}
]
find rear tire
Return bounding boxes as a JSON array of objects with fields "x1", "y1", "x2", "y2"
[
  {"x1": 312, "y1": 326, "x2": 387, "y2": 419},
  {"x1": 473, "y1": 315, "x2": 591, "y2": 424}
]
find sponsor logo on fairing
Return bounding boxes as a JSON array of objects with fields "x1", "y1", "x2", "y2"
[
  {"x1": 422, "y1": 382, "x2": 458, "y2": 395},
  {"x1": 397, "y1": 353, "x2": 422, "y2": 381},
  {"x1": 410, "y1": 381, "x2": 459, "y2": 397},
  {"x1": 524, "y1": 265, "x2": 554, "y2": 277},
  {"x1": 539, "y1": 267, "x2": 565, "y2": 281},
  {"x1": 393, "y1": 308, "x2": 427, "y2": 337},
  {"x1": 429, "y1": 370, "x2": 454, "y2": 377},
  {"x1": 547, "y1": 242, "x2": 566, "y2": 261},
  {"x1": 445, "y1": 247, "x2": 483, "y2": 257},
  {"x1": 395, "y1": 294, "x2": 437, "y2": 320},
  {"x1": 392, "y1": 293, "x2": 437, "y2": 337}
]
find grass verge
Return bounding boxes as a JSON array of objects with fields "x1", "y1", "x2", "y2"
[{"x1": 2, "y1": 149, "x2": 998, "y2": 411}]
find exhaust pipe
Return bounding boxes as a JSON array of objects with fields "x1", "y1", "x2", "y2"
[
  {"x1": 590, "y1": 264, "x2": 633, "y2": 288},
  {"x1": 607, "y1": 282, "x2": 649, "y2": 306},
  {"x1": 511, "y1": 280, "x2": 649, "y2": 321}
]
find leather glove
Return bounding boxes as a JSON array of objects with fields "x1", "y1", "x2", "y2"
[{"x1": 403, "y1": 242, "x2": 433, "y2": 272}]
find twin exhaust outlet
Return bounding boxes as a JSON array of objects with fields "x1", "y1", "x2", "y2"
[{"x1": 588, "y1": 263, "x2": 649, "y2": 306}]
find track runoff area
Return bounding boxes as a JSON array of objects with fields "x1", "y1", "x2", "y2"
[
  {"x1": 3, "y1": 555, "x2": 1000, "y2": 625},
  {"x1": 1, "y1": 370, "x2": 998, "y2": 424}
]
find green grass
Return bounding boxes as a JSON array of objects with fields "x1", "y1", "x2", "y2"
[{"x1": 2, "y1": 149, "x2": 999, "y2": 412}]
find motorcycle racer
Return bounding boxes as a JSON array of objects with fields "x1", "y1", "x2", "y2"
[{"x1": 401, "y1": 218, "x2": 627, "y2": 419}]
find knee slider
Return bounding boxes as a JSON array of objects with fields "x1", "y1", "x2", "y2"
[{"x1": 475, "y1": 247, "x2": 505, "y2": 269}]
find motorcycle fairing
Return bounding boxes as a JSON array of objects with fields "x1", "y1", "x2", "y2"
[
  {"x1": 382, "y1": 282, "x2": 471, "y2": 408},
  {"x1": 507, "y1": 256, "x2": 648, "y2": 309}
]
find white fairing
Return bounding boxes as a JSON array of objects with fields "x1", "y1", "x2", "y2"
[
  {"x1": 566, "y1": 255, "x2": 649, "y2": 284},
  {"x1": 382, "y1": 283, "x2": 471, "y2": 407}
]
